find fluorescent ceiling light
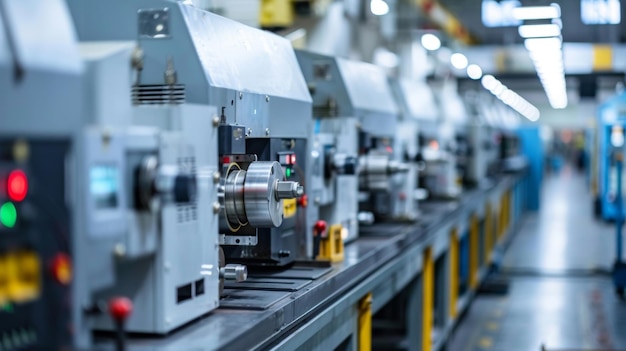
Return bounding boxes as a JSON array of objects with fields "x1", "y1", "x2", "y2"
[
  {"x1": 524, "y1": 37, "x2": 562, "y2": 51},
  {"x1": 370, "y1": 0, "x2": 389, "y2": 16},
  {"x1": 450, "y1": 53, "x2": 468, "y2": 69},
  {"x1": 512, "y1": 4, "x2": 561, "y2": 20},
  {"x1": 518, "y1": 24, "x2": 561, "y2": 38},
  {"x1": 421, "y1": 34, "x2": 441, "y2": 51},
  {"x1": 581, "y1": 0, "x2": 621, "y2": 25},
  {"x1": 482, "y1": 0, "x2": 522, "y2": 27},
  {"x1": 467, "y1": 64, "x2": 483, "y2": 80},
  {"x1": 481, "y1": 75, "x2": 497, "y2": 90},
  {"x1": 532, "y1": 55, "x2": 564, "y2": 65},
  {"x1": 478, "y1": 74, "x2": 540, "y2": 121},
  {"x1": 492, "y1": 82, "x2": 506, "y2": 95}
]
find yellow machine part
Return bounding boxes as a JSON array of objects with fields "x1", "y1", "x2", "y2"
[
  {"x1": 260, "y1": 0, "x2": 294, "y2": 28},
  {"x1": 469, "y1": 215, "x2": 480, "y2": 289},
  {"x1": 7, "y1": 250, "x2": 41, "y2": 304},
  {"x1": 449, "y1": 229, "x2": 459, "y2": 319},
  {"x1": 485, "y1": 204, "x2": 494, "y2": 264},
  {"x1": 358, "y1": 293, "x2": 373, "y2": 351},
  {"x1": 0, "y1": 254, "x2": 8, "y2": 305},
  {"x1": 422, "y1": 247, "x2": 434, "y2": 351},
  {"x1": 283, "y1": 198, "x2": 297, "y2": 218},
  {"x1": 317, "y1": 224, "x2": 345, "y2": 262}
]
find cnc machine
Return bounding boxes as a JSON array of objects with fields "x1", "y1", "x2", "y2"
[{"x1": 68, "y1": 0, "x2": 312, "y2": 271}]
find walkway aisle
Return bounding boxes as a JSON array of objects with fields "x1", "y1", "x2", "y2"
[{"x1": 448, "y1": 166, "x2": 626, "y2": 351}]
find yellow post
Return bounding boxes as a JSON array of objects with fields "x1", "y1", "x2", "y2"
[
  {"x1": 483, "y1": 204, "x2": 492, "y2": 265},
  {"x1": 502, "y1": 191, "x2": 510, "y2": 237},
  {"x1": 448, "y1": 229, "x2": 459, "y2": 319},
  {"x1": 422, "y1": 247, "x2": 434, "y2": 351},
  {"x1": 317, "y1": 224, "x2": 345, "y2": 262},
  {"x1": 358, "y1": 293, "x2": 373, "y2": 351},
  {"x1": 469, "y1": 216, "x2": 479, "y2": 289},
  {"x1": 506, "y1": 189, "x2": 513, "y2": 230},
  {"x1": 498, "y1": 195, "x2": 505, "y2": 240},
  {"x1": 504, "y1": 194, "x2": 508, "y2": 236}
]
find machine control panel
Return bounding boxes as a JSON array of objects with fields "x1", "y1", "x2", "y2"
[{"x1": 0, "y1": 139, "x2": 73, "y2": 350}]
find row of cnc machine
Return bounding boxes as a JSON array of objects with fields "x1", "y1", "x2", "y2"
[{"x1": 0, "y1": 1, "x2": 519, "y2": 350}]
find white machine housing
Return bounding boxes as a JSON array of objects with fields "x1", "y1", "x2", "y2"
[
  {"x1": 68, "y1": 0, "x2": 314, "y2": 267},
  {"x1": 79, "y1": 43, "x2": 222, "y2": 341}
]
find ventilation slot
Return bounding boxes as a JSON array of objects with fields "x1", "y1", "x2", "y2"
[
  {"x1": 195, "y1": 278, "x2": 205, "y2": 297},
  {"x1": 132, "y1": 84, "x2": 185, "y2": 105},
  {"x1": 176, "y1": 283, "x2": 192, "y2": 304}
]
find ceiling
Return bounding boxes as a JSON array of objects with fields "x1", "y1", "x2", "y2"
[
  {"x1": 437, "y1": 0, "x2": 626, "y2": 45},
  {"x1": 422, "y1": 1, "x2": 626, "y2": 111}
]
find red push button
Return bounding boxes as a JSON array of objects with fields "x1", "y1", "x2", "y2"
[
  {"x1": 7, "y1": 170, "x2": 28, "y2": 202},
  {"x1": 297, "y1": 194, "x2": 308, "y2": 208},
  {"x1": 314, "y1": 220, "x2": 327, "y2": 237},
  {"x1": 50, "y1": 253, "x2": 72, "y2": 285},
  {"x1": 109, "y1": 297, "x2": 133, "y2": 323}
]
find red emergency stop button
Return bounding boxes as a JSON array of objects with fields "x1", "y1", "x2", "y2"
[
  {"x1": 297, "y1": 194, "x2": 308, "y2": 208},
  {"x1": 51, "y1": 253, "x2": 72, "y2": 285},
  {"x1": 314, "y1": 220, "x2": 327, "y2": 237},
  {"x1": 109, "y1": 297, "x2": 133, "y2": 323},
  {"x1": 7, "y1": 170, "x2": 28, "y2": 202}
]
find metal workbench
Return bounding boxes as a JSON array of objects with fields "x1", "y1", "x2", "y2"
[{"x1": 95, "y1": 172, "x2": 527, "y2": 351}]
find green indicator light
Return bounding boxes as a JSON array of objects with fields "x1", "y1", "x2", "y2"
[
  {"x1": 2, "y1": 303, "x2": 13, "y2": 313},
  {"x1": 286, "y1": 168, "x2": 292, "y2": 178},
  {"x1": 0, "y1": 202, "x2": 17, "y2": 228}
]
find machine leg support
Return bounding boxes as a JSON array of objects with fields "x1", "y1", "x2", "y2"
[
  {"x1": 422, "y1": 248, "x2": 434, "y2": 351},
  {"x1": 449, "y1": 231, "x2": 459, "y2": 320},
  {"x1": 358, "y1": 293, "x2": 373, "y2": 351}
]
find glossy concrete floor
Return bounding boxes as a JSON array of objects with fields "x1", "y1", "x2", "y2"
[{"x1": 448, "y1": 166, "x2": 626, "y2": 351}]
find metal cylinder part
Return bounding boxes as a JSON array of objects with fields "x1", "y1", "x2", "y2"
[
  {"x1": 359, "y1": 153, "x2": 390, "y2": 176},
  {"x1": 387, "y1": 160, "x2": 410, "y2": 173},
  {"x1": 137, "y1": 155, "x2": 196, "y2": 212},
  {"x1": 244, "y1": 162, "x2": 287, "y2": 227},
  {"x1": 275, "y1": 181, "x2": 304, "y2": 200},
  {"x1": 359, "y1": 153, "x2": 409, "y2": 176},
  {"x1": 224, "y1": 169, "x2": 247, "y2": 226},
  {"x1": 335, "y1": 154, "x2": 358, "y2": 175},
  {"x1": 223, "y1": 161, "x2": 302, "y2": 228},
  {"x1": 137, "y1": 156, "x2": 159, "y2": 211},
  {"x1": 328, "y1": 152, "x2": 358, "y2": 176},
  {"x1": 220, "y1": 264, "x2": 248, "y2": 282}
]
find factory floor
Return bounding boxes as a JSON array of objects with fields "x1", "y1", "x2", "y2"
[{"x1": 448, "y1": 165, "x2": 626, "y2": 351}]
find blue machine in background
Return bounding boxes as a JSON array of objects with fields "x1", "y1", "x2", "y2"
[
  {"x1": 516, "y1": 126, "x2": 543, "y2": 212},
  {"x1": 611, "y1": 146, "x2": 626, "y2": 296},
  {"x1": 597, "y1": 92, "x2": 626, "y2": 221},
  {"x1": 584, "y1": 126, "x2": 596, "y2": 194}
]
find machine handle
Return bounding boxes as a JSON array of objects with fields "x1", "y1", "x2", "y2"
[{"x1": 108, "y1": 297, "x2": 133, "y2": 351}]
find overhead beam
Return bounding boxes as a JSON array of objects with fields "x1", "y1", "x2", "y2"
[{"x1": 414, "y1": 0, "x2": 478, "y2": 45}]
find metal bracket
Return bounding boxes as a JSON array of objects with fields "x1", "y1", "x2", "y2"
[{"x1": 219, "y1": 234, "x2": 258, "y2": 246}]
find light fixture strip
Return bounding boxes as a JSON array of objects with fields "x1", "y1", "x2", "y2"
[
  {"x1": 518, "y1": 24, "x2": 561, "y2": 38},
  {"x1": 525, "y1": 37, "x2": 567, "y2": 109},
  {"x1": 480, "y1": 75, "x2": 540, "y2": 121},
  {"x1": 512, "y1": 4, "x2": 561, "y2": 20},
  {"x1": 517, "y1": 3, "x2": 567, "y2": 109}
]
